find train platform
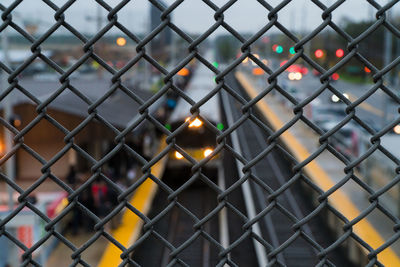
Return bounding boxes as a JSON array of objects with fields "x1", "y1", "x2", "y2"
[
  {"x1": 235, "y1": 71, "x2": 400, "y2": 265},
  {"x1": 46, "y1": 232, "x2": 108, "y2": 266},
  {"x1": 0, "y1": 180, "x2": 62, "y2": 193}
]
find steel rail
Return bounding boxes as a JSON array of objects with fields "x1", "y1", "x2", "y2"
[{"x1": 220, "y1": 89, "x2": 268, "y2": 267}]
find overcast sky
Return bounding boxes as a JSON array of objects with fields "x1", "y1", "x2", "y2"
[{"x1": 1, "y1": 0, "x2": 394, "y2": 36}]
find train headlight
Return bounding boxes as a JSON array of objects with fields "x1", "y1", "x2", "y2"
[
  {"x1": 186, "y1": 117, "x2": 203, "y2": 128},
  {"x1": 175, "y1": 151, "x2": 184, "y2": 159},
  {"x1": 204, "y1": 148, "x2": 213, "y2": 158}
]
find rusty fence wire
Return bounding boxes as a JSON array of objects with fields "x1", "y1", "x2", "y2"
[{"x1": 1, "y1": 0, "x2": 400, "y2": 266}]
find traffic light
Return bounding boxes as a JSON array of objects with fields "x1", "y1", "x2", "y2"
[
  {"x1": 252, "y1": 68, "x2": 264, "y2": 75},
  {"x1": 335, "y1": 49, "x2": 344, "y2": 58},
  {"x1": 289, "y1": 47, "x2": 296, "y2": 55},
  {"x1": 177, "y1": 68, "x2": 190, "y2": 76},
  {"x1": 272, "y1": 44, "x2": 283, "y2": 54},
  {"x1": 314, "y1": 49, "x2": 324, "y2": 58}
]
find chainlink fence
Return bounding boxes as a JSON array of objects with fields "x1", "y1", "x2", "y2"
[{"x1": 1, "y1": 0, "x2": 400, "y2": 266}]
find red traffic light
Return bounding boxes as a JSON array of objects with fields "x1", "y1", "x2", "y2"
[
  {"x1": 315, "y1": 49, "x2": 324, "y2": 58},
  {"x1": 332, "y1": 73, "x2": 340, "y2": 81},
  {"x1": 336, "y1": 49, "x2": 344, "y2": 58}
]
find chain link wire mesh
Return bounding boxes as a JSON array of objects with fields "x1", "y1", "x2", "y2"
[{"x1": 0, "y1": 0, "x2": 400, "y2": 266}]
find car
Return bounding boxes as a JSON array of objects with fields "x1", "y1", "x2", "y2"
[
  {"x1": 319, "y1": 120, "x2": 360, "y2": 159},
  {"x1": 310, "y1": 105, "x2": 347, "y2": 126},
  {"x1": 330, "y1": 93, "x2": 349, "y2": 103}
]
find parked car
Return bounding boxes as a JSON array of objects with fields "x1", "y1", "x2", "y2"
[
  {"x1": 319, "y1": 120, "x2": 360, "y2": 159},
  {"x1": 310, "y1": 105, "x2": 347, "y2": 126}
]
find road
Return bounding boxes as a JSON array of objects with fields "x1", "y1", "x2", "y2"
[{"x1": 282, "y1": 72, "x2": 398, "y2": 129}]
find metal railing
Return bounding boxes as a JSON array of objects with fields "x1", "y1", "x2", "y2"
[{"x1": 1, "y1": 0, "x2": 400, "y2": 266}]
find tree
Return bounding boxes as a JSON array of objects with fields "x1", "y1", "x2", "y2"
[{"x1": 215, "y1": 35, "x2": 240, "y2": 63}]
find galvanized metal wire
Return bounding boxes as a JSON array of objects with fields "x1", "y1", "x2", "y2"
[{"x1": 0, "y1": 0, "x2": 400, "y2": 266}]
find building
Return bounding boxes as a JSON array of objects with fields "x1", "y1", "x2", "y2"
[
  {"x1": 1, "y1": 76, "x2": 156, "y2": 181},
  {"x1": 150, "y1": 0, "x2": 172, "y2": 62}
]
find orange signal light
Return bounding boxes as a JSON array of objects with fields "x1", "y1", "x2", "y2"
[
  {"x1": 252, "y1": 67, "x2": 264, "y2": 76},
  {"x1": 177, "y1": 68, "x2": 190, "y2": 76},
  {"x1": 364, "y1": 67, "x2": 371, "y2": 73}
]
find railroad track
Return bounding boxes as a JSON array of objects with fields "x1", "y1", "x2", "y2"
[
  {"x1": 160, "y1": 184, "x2": 216, "y2": 267},
  {"x1": 130, "y1": 166, "x2": 257, "y2": 266},
  {"x1": 221, "y1": 73, "x2": 355, "y2": 267},
  {"x1": 131, "y1": 73, "x2": 354, "y2": 267}
]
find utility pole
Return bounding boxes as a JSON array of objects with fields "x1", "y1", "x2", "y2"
[
  {"x1": 301, "y1": 0, "x2": 310, "y2": 56},
  {"x1": 382, "y1": 7, "x2": 392, "y2": 128},
  {"x1": 85, "y1": 5, "x2": 103, "y2": 33},
  {"x1": 143, "y1": 17, "x2": 150, "y2": 90},
  {"x1": 86, "y1": 5, "x2": 105, "y2": 78},
  {"x1": 1, "y1": 28, "x2": 15, "y2": 211},
  {"x1": 97, "y1": 4, "x2": 102, "y2": 32}
]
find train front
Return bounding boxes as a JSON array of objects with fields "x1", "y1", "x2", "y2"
[{"x1": 166, "y1": 64, "x2": 222, "y2": 171}]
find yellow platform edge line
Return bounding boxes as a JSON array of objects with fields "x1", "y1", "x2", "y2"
[
  {"x1": 98, "y1": 138, "x2": 168, "y2": 267},
  {"x1": 235, "y1": 71, "x2": 400, "y2": 266}
]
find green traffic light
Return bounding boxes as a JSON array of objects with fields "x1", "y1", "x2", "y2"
[
  {"x1": 289, "y1": 47, "x2": 295, "y2": 55},
  {"x1": 212, "y1": 61, "x2": 219, "y2": 68},
  {"x1": 276, "y1": 45, "x2": 283, "y2": 54},
  {"x1": 217, "y1": 123, "x2": 224, "y2": 131}
]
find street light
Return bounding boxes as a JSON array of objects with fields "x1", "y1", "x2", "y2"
[{"x1": 116, "y1": 37, "x2": 127, "y2": 47}]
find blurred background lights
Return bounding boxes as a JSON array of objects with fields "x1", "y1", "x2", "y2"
[
  {"x1": 315, "y1": 49, "x2": 324, "y2": 58},
  {"x1": 336, "y1": 49, "x2": 344, "y2": 58},
  {"x1": 275, "y1": 45, "x2": 283, "y2": 54},
  {"x1": 116, "y1": 37, "x2": 127, "y2": 46}
]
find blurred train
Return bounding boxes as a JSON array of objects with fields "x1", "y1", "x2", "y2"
[{"x1": 166, "y1": 61, "x2": 222, "y2": 169}]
